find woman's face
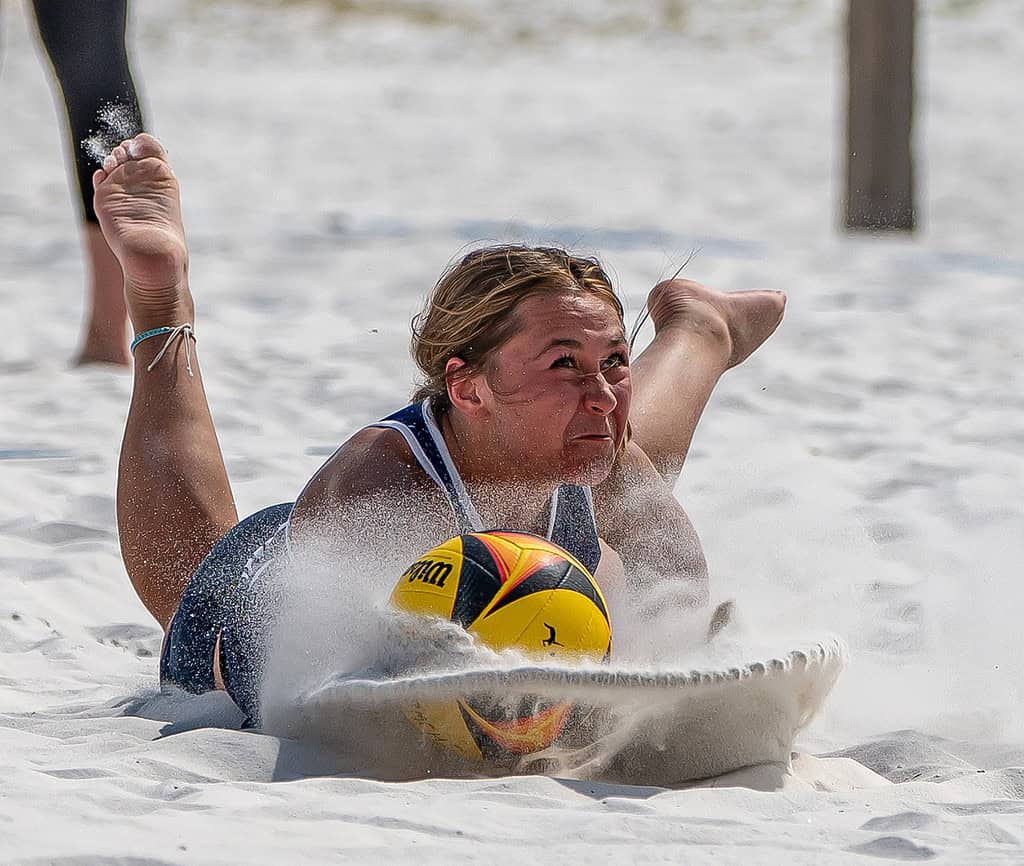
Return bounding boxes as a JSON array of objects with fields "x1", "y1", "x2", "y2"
[{"x1": 472, "y1": 290, "x2": 632, "y2": 486}]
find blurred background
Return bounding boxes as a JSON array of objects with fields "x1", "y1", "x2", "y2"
[{"x1": 0, "y1": 0, "x2": 1022, "y2": 748}]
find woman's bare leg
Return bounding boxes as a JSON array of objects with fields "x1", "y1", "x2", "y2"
[
  {"x1": 93, "y1": 134, "x2": 237, "y2": 629},
  {"x1": 75, "y1": 224, "x2": 132, "y2": 366},
  {"x1": 629, "y1": 278, "x2": 787, "y2": 484}
]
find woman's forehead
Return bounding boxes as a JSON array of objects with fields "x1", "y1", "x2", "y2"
[{"x1": 512, "y1": 292, "x2": 625, "y2": 341}]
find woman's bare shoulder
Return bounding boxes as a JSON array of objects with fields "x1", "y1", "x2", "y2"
[
  {"x1": 290, "y1": 425, "x2": 451, "y2": 543},
  {"x1": 296, "y1": 426, "x2": 431, "y2": 506}
]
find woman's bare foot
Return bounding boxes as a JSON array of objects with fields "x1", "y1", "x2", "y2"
[
  {"x1": 92, "y1": 134, "x2": 194, "y2": 335},
  {"x1": 646, "y1": 278, "x2": 786, "y2": 371}
]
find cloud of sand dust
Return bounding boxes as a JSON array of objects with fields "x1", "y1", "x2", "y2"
[
  {"x1": 254, "y1": 486, "x2": 845, "y2": 781},
  {"x1": 81, "y1": 102, "x2": 144, "y2": 165},
  {"x1": 686, "y1": 497, "x2": 1024, "y2": 750},
  {"x1": 257, "y1": 497, "x2": 513, "y2": 777}
]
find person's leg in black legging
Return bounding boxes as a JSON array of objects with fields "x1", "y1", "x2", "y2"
[{"x1": 31, "y1": 0, "x2": 145, "y2": 365}]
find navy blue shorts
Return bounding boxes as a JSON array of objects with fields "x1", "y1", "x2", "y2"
[{"x1": 159, "y1": 503, "x2": 293, "y2": 726}]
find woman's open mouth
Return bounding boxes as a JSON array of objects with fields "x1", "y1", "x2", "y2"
[{"x1": 573, "y1": 432, "x2": 613, "y2": 443}]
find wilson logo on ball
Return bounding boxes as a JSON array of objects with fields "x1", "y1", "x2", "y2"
[{"x1": 401, "y1": 558, "x2": 453, "y2": 588}]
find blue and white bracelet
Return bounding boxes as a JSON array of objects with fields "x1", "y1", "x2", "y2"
[{"x1": 130, "y1": 324, "x2": 197, "y2": 376}]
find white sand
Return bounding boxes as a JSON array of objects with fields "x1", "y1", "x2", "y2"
[{"x1": 2, "y1": 0, "x2": 1023, "y2": 861}]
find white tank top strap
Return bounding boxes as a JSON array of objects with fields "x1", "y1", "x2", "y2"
[{"x1": 366, "y1": 399, "x2": 483, "y2": 533}]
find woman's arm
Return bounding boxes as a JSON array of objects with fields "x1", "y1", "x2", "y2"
[{"x1": 592, "y1": 440, "x2": 709, "y2": 615}]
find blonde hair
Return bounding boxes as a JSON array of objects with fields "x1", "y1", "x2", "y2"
[{"x1": 411, "y1": 245, "x2": 624, "y2": 409}]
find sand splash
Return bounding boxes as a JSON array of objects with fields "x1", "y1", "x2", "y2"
[
  {"x1": 81, "y1": 102, "x2": 144, "y2": 165},
  {"x1": 254, "y1": 506, "x2": 838, "y2": 784}
]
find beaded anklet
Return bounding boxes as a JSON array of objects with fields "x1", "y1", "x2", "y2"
[{"x1": 130, "y1": 324, "x2": 197, "y2": 376}]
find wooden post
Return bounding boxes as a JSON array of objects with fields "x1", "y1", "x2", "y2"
[{"x1": 845, "y1": 0, "x2": 916, "y2": 231}]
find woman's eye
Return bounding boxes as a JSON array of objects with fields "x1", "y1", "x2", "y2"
[
  {"x1": 551, "y1": 354, "x2": 576, "y2": 369},
  {"x1": 601, "y1": 353, "x2": 627, "y2": 371}
]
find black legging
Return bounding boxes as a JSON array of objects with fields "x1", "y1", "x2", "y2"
[{"x1": 29, "y1": 0, "x2": 145, "y2": 223}]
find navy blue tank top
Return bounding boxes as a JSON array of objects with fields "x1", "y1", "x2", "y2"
[{"x1": 368, "y1": 400, "x2": 602, "y2": 575}]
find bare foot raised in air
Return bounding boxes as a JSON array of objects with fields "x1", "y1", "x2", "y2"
[
  {"x1": 92, "y1": 134, "x2": 193, "y2": 335},
  {"x1": 646, "y1": 278, "x2": 786, "y2": 371}
]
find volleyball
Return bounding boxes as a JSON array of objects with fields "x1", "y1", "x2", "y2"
[{"x1": 390, "y1": 530, "x2": 612, "y2": 762}]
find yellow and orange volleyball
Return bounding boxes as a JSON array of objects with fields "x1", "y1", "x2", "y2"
[{"x1": 390, "y1": 530, "x2": 612, "y2": 762}]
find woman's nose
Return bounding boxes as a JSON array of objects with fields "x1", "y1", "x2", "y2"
[{"x1": 583, "y1": 372, "x2": 617, "y2": 415}]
